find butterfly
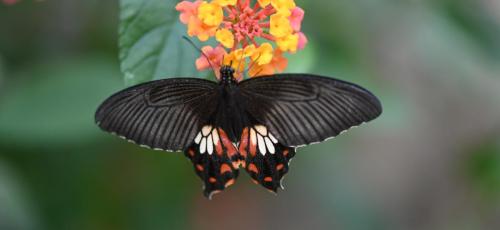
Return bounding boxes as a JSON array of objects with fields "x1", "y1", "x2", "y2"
[{"x1": 95, "y1": 65, "x2": 382, "y2": 199}]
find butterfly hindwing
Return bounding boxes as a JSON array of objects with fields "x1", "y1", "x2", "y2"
[
  {"x1": 185, "y1": 125, "x2": 242, "y2": 199},
  {"x1": 238, "y1": 126, "x2": 296, "y2": 192}
]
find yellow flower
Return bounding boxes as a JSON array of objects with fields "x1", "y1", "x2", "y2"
[
  {"x1": 270, "y1": 14, "x2": 292, "y2": 38},
  {"x1": 276, "y1": 33, "x2": 298, "y2": 53},
  {"x1": 243, "y1": 45, "x2": 257, "y2": 57},
  {"x1": 224, "y1": 49, "x2": 246, "y2": 70},
  {"x1": 271, "y1": 0, "x2": 296, "y2": 16},
  {"x1": 216, "y1": 28, "x2": 235, "y2": 48},
  {"x1": 214, "y1": 0, "x2": 237, "y2": 6},
  {"x1": 198, "y1": 1, "x2": 223, "y2": 26},
  {"x1": 249, "y1": 50, "x2": 288, "y2": 77},
  {"x1": 252, "y1": 43, "x2": 274, "y2": 65},
  {"x1": 258, "y1": 0, "x2": 271, "y2": 7}
]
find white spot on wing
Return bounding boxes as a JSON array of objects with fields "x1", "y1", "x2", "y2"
[
  {"x1": 265, "y1": 137, "x2": 275, "y2": 154},
  {"x1": 200, "y1": 138, "x2": 207, "y2": 154},
  {"x1": 255, "y1": 125, "x2": 267, "y2": 135},
  {"x1": 211, "y1": 129, "x2": 219, "y2": 146},
  {"x1": 202, "y1": 125, "x2": 212, "y2": 136},
  {"x1": 257, "y1": 134, "x2": 266, "y2": 155},
  {"x1": 207, "y1": 135, "x2": 214, "y2": 155},
  {"x1": 269, "y1": 133, "x2": 278, "y2": 144},
  {"x1": 194, "y1": 132, "x2": 202, "y2": 144}
]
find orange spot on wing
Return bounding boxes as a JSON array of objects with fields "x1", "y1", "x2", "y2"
[
  {"x1": 264, "y1": 177, "x2": 273, "y2": 182},
  {"x1": 215, "y1": 139, "x2": 223, "y2": 155},
  {"x1": 218, "y1": 129, "x2": 238, "y2": 157},
  {"x1": 277, "y1": 164, "x2": 284, "y2": 170},
  {"x1": 188, "y1": 149, "x2": 195, "y2": 157},
  {"x1": 248, "y1": 163, "x2": 259, "y2": 174},
  {"x1": 225, "y1": 179, "x2": 235, "y2": 188},
  {"x1": 238, "y1": 128, "x2": 249, "y2": 157},
  {"x1": 283, "y1": 149, "x2": 289, "y2": 157},
  {"x1": 249, "y1": 140, "x2": 257, "y2": 157},
  {"x1": 209, "y1": 177, "x2": 217, "y2": 183},
  {"x1": 196, "y1": 164, "x2": 204, "y2": 171},
  {"x1": 220, "y1": 164, "x2": 232, "y2": 174}
]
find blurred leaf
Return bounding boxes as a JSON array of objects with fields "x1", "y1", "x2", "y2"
[
  {"x1": 0, "y1": 55, "x2": 122, "y2": 148},
  {"x1": 0, "y1": 55, "x2": 4, "y2": 89},
  {"x1": 0, "y1": 160, "x2": 39, "y2": 230},
  {"x1": 467, "y1": 139, "x2": 500, "y2": 199},
  {"x1": 287, "y1": 40, "x2": 316, "y2": 73},
  {"x1": 119, "y1": 0, "x2": 208, "y2": 86}
]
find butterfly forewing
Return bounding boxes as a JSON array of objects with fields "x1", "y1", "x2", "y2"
[
  {"x1": 239, "y1": 74, "x2": 382, "y2": 147},
  {"x1": 95, "y1": 78, "x2": 219, "y2": 151}
]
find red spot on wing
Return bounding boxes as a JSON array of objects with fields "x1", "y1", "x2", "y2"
[
  {"x1": 249, "y1": 137, "x2": 257, "y2": 157},
  {"x1": 215, "y1": 139, "x2": 224, "y2": 155},
  {"x1": 196, "y1": 164, "x2": 204, "y2": 171},
  {"x1": 220, "y1": 164, "x2": 232, "y2": 174},
  {"x1": 277, "y1": 164, "x2": 284, "y2": 171},
  {"x1": 264, "y1": 177, "x2": 273, "y2": 182},
  {"x1": 225, "y1": 179, "x2": 235, "y2": 188},
  {"x1": 248, "y1": 163, "x2": 259, "y2": 174},
  {"x1": 218, "y1": 129, "x2": 237, "y2": 158},
  {"x1": 188, "y1": 149, "x2": 195, "y2": 157},
  {"x1": 238, "y1": 128, "x2": 249, "y2": 158}
]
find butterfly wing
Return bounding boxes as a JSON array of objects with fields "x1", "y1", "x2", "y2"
[
  {"x1": 238, "y1": 126, "x2": 296, "y2": 192},
  {"x1": 185, "y1": 126, "x2": 242, "y2": 199},
  {"x1": 239, "y1": 74, "x2": 382, "y2": 147},
  {"x1": 95, "y1": 78, "x2": 219, "y2": 151}
]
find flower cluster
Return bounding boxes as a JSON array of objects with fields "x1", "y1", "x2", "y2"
[{"x1": 176, "y1": 0, "x2": 307, "y2": 79}]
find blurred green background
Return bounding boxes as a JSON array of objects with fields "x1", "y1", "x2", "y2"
[{"x1": 1, "y1": 0, "x2": 500, "y2": 230}]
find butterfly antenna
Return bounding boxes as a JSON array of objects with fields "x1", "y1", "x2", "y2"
[
  {"x1": 182, "y1": 36, "x2": 216, "y2": 74},
  {"x1": 247, "y1": 53, "x2": 262, "y2": 75},
  {"x1": 252, "y1": 68, "x2": 264, "y2": 78},
  {"x1": 236, "y1": 47, "x2": 245, "y2": 74}
]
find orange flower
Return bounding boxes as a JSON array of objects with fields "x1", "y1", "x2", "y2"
[
  {"x1": 249, "y1": 50, "x2": 288, "y2": 77},
  {"x1": 176, "y1": 0, "x2": 306, "y2": 80}
]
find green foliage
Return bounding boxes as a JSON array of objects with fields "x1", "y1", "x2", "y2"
[
  {"x1": 119, "y1": 0, "x2": 208, "y2": 86},
  {"x1": 467, "y1": 140, "x2": 500, "y2": 199},
  {"x1": 0, "y1": 56, "x2": 122, "y2": 147}
]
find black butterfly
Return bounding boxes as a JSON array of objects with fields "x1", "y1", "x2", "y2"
[{"x1": 95, "y1": 65, "x2": 382, "y2": 199}]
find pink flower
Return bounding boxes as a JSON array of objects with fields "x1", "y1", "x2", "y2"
[
  {"x1": 177, "y1": 0, "x2": 308, "y2": 79},
  {"x1": 297, "y1": 32, "x2": 308, "y2": 51},
  {"x1": 176, "y1": 0, "x2": 202, "y2": 24},
  {"x1": 195, "y1": 46, "x2": 227, "y2": 77},
  {"x1": 289, "y1": 7, "x2": 304, "y2": 32}
]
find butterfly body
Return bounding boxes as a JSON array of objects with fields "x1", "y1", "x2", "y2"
[{"x1": 96, "y1": 66, "x2": 382, "y2": 198}]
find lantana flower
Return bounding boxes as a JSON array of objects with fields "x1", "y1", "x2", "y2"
[{"x1": 176, "y1": 0, "x2": 307, "y2": 79}]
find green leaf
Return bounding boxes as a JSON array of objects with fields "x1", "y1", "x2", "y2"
[
  {"x1": 0, "y1": 56, "x2": 122, "y2": 148},
  {"x1": 119, "y1": 0, "x2": 208, "y2": 86}
]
